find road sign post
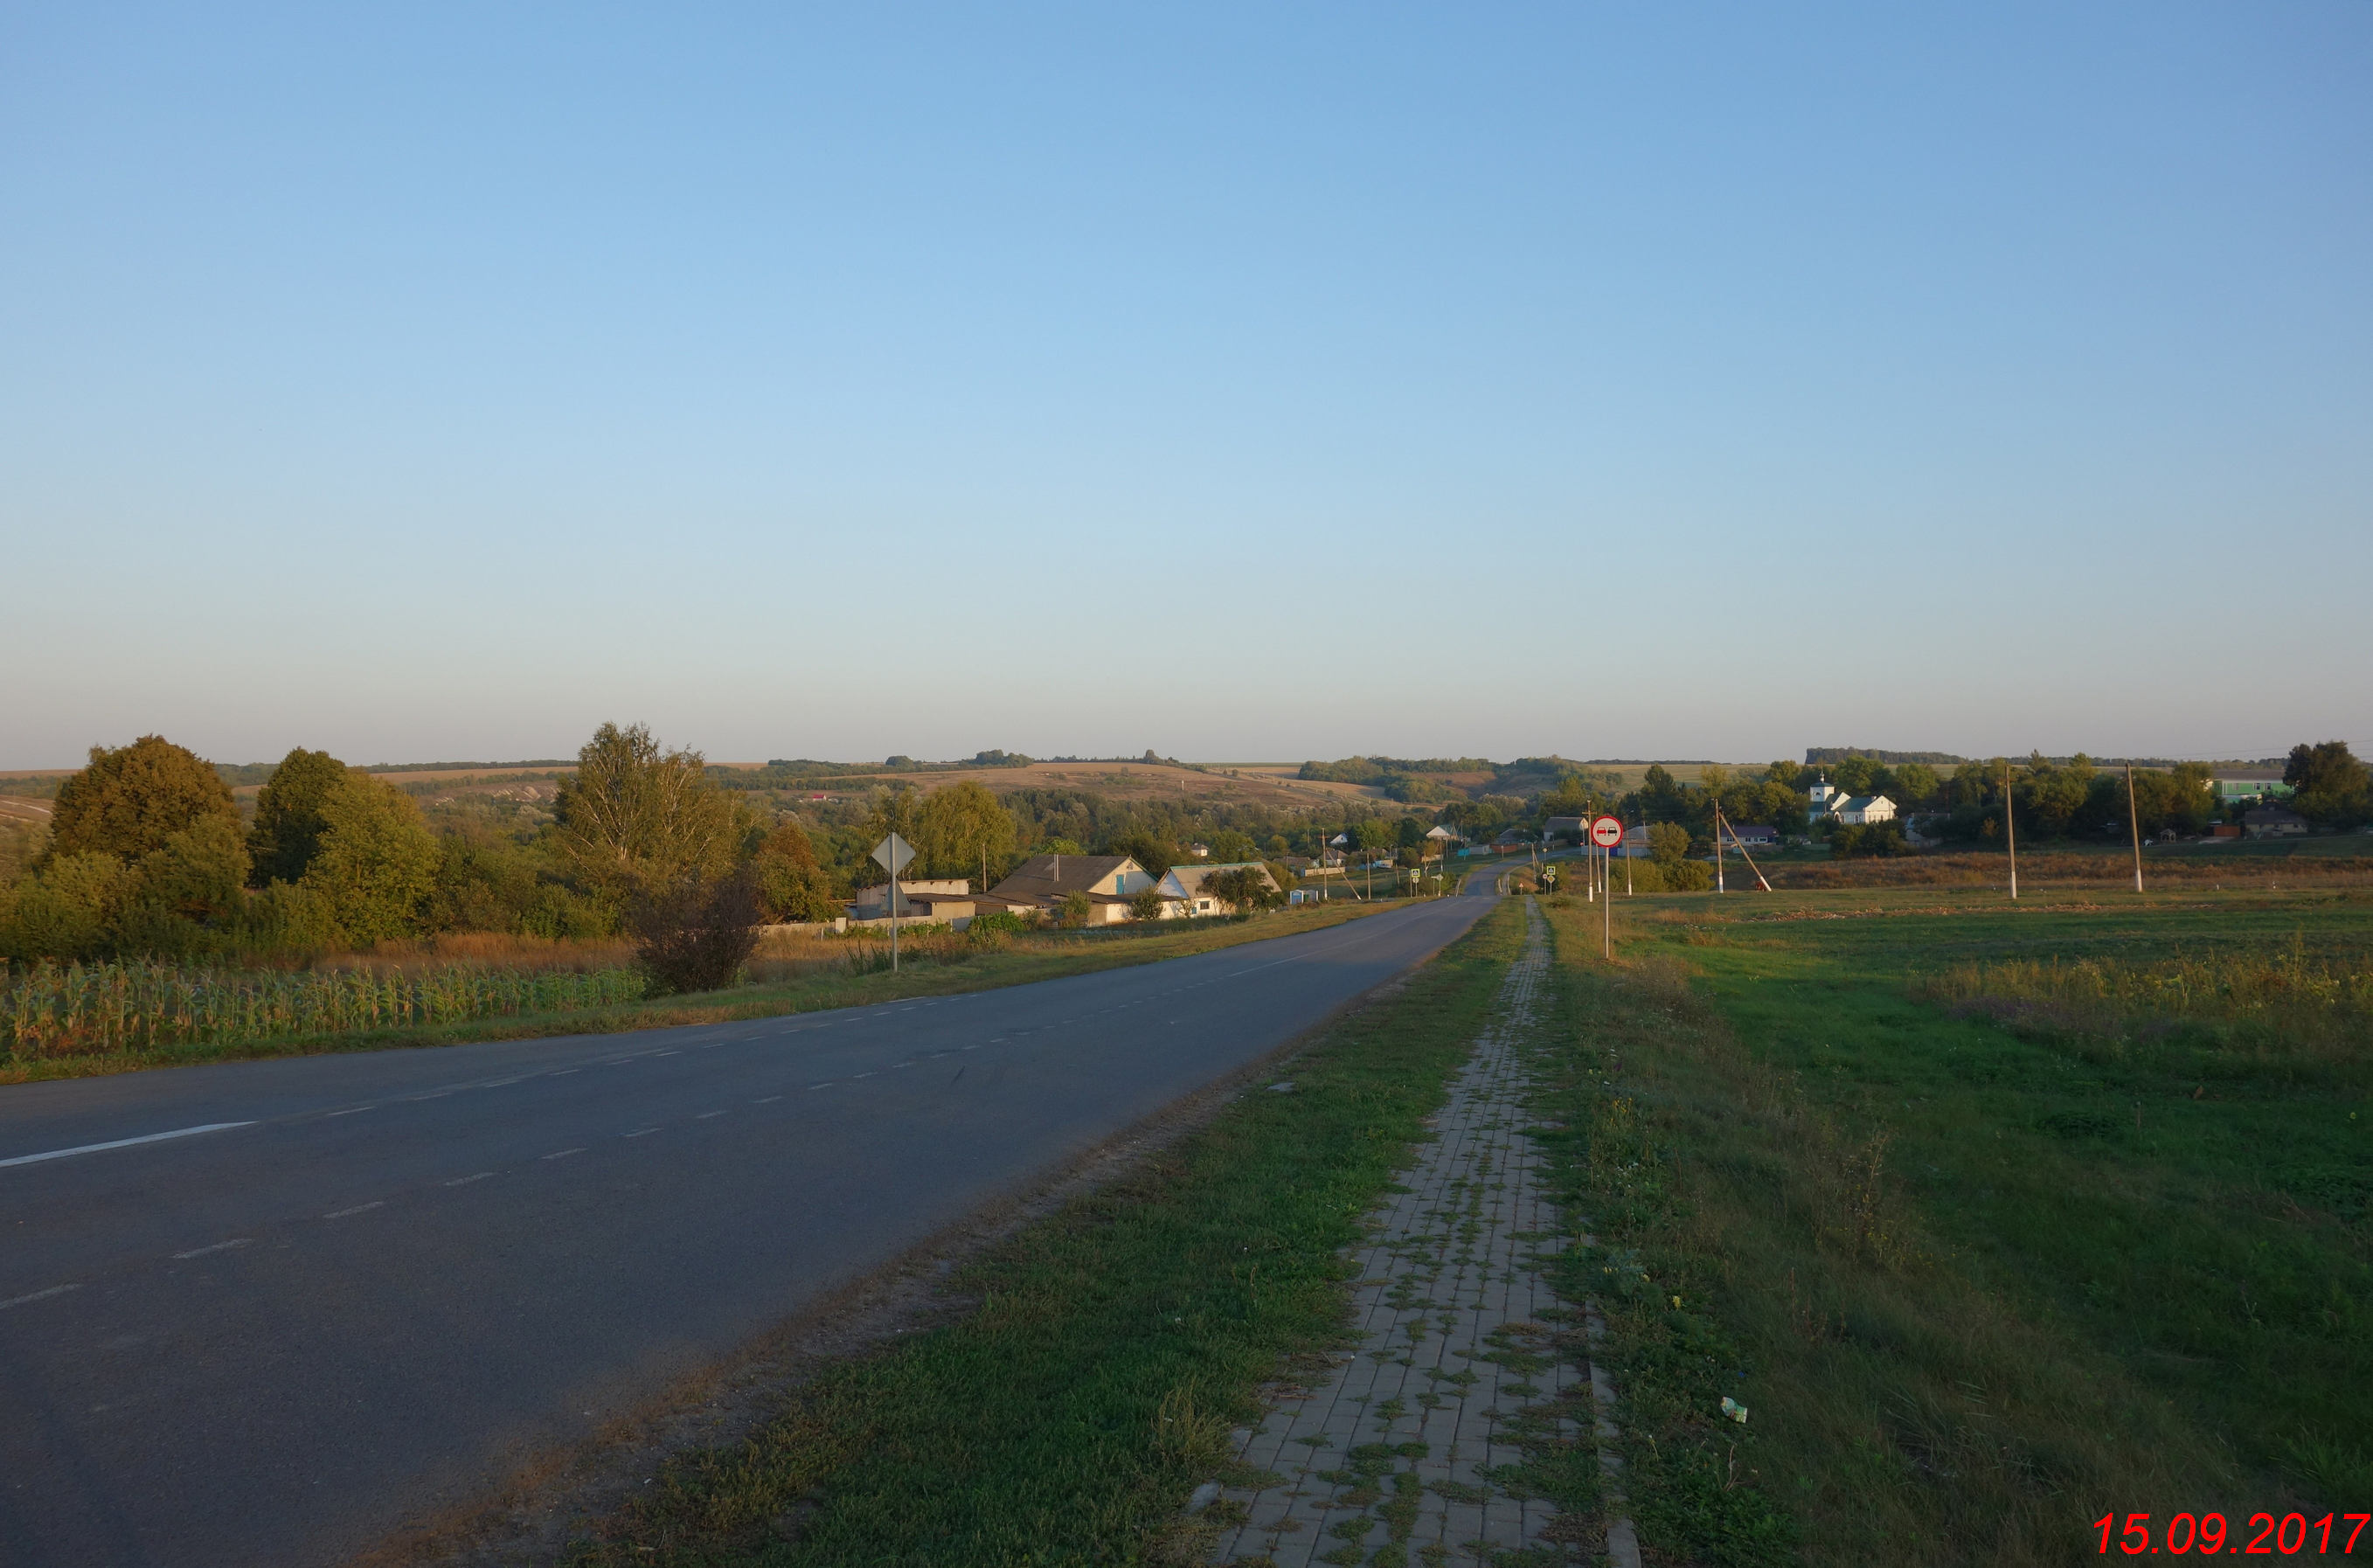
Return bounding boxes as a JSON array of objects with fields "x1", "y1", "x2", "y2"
[
  {"x1": 1589, "y1": 815, "x2": 1623, "y2": 959},
  {"x1": 871, "y1": 832, "x2": 916, "y2": 972}
]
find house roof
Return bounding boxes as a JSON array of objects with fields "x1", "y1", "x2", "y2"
[
  {"x1": 1838, "y1": 795, "x2": 1894, "y2": 811},
  {"x1": 2243, "y1": 804, "x2": 2308, "y2": 824},
  {"x1": 1160, "y1": 862, "x2": 1280, "y2": 896},
  {"x1": 988, "y1": 853, "x2": 1144, "y2": 904}
]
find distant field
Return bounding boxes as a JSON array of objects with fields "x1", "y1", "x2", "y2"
[{"x1": 787, "y1": 759, "x2": 1384, "y2": 808}]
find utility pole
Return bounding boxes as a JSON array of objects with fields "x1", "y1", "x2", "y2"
[
  {"x1": 2004, "y1": 759, "x2": 2019, "y2": 902},
  {"x1": 2126, "y1": 762, "x2": 2145, "y2": 895}
]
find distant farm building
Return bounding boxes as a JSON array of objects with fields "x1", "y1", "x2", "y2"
[{"x1": 2213, "y1": 772, "x2": 2294, "y2": 803}]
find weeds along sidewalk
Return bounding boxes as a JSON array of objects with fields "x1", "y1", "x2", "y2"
[
  {"x1": 554, "y1": 901, "x2": 1525, "y2": 1568},
  {"x1": 1524, "y1": 898, "x2": 2314, "y2": 1568}
]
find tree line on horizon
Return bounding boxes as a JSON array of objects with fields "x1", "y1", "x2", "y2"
[{"x1": 7, "y1": 732, "x2": 2362, "y2": 968}]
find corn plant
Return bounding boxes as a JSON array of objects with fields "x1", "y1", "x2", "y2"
[{"x1": 1, "y1": 958, "x2": 647, "y2": 1060}]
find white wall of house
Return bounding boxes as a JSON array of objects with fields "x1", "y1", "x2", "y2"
[{"x1": 1836, "y1": 796, "x2": 1897, "y2": 824}]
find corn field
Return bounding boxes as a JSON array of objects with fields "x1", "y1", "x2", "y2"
[{"x1": 2, "y1": 958, "x2": 648, "y2": 1059}]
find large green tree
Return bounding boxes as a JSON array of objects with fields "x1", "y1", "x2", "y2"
[
  {"x1": 247, "y1": 747, "x2": 350, "y2": 885},
  {"x1": 49, "y1": 735, "x2": 236, "y2": 863},
  {"x1": 554, "y1": 723, "x2": 737, "y2": 898},
  {"x1": 915, "y1": 781, "x2": 1019, "y2": 885},
  {"x1": 299, "y1": 774, "x2": 442, "y2": 945},
  {"x1": 751, "y1": 818, "x2": 841, "y2": 923},
  {"x1": 2286, "y1": 740, "x2": 2370, "y2": 827}
]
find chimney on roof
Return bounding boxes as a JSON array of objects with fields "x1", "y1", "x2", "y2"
[{"x1": 1053, "y1": 852, "x2": 1060, "y2": 883}]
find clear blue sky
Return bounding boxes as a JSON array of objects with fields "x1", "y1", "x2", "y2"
[{"x1": 4, "y1": 3, "x2": 2367, "y2": 769}]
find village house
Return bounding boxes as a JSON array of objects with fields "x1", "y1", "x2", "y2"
[
  {"x1": 1719, "y1": 822, "x2": 1780, "y2": 850},
  {"x1": 2243, "y1": 803, "x2": 2309, "y2": 837},
  {"x1": 1833, "y1": 794, "x2": 1896, "y2": 825},
  {"x1": 983, "y1": 853, "x2": 1157, "y2": 925},
  {"x1": 1155, "y1": 861, "x2": 1282, "y2": 917},
  {"x1": 1541, "y1": 815, "x2": 1587, "y2": 844}
]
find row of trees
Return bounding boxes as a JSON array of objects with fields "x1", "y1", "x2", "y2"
[
  {"x1": 1507, "y1": 743, "x2": 2369, "y2": 860},
  {"x1": 2, "y1": 725, "x2": 1461, "y2": 967},
  {"x1": 0, "y1": 725, "x2": 820, "y2": 963}
]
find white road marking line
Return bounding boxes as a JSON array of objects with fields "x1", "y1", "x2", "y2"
[
  {"x1": 411, "y1": 1091, "x2": 454, "y2": 1100},
  {"x1": 653, "y1": 1050, "x2": 680, "y2": 1057},
  {"x1": 1, "y1": 1121, "x2": 255, "y2": 1169},
  {"x1": 323, "y1": 1201, "x2": 384, "y2": 1218},
  {"x1": 172, "y1": 1238, "x2": 252, "y2": 1259},
  {"x1": 549, "y1": 1069, "x2": 579, "y2": 1076},
  {"x1": 443, "y1": 1172, "x2": 495, "y2": 1186},
  {"x1": 624, "y1": 1128, "x2": 660, "y2": 1138},
  {"x1": 891, "y1": 1061, "x2": 912, "y2": 1069},
  {"x1": 697, "y1": 1110, "x2": 726, "y2": 1119},
  {"x1": 602, "y1": 1057, "x2": 635, "y2": 1065},
  {"x1": 542, "y1": 1148, "x2": 586, "y2": 1160},
  {"x1": 753, "y1": 1095, "x2": 782, "y2": 1104},
  {"x1": 852, "y1": 1072, "x2": 876, "y2": 1079},
  {"x1": 325, "y1": 1107, "x2": 373, "y2": 1117},
  {"x1": 808, "y1": 1082, "x2": 835, "y2": 1091},
  {"x1": 0, "y1": 1284, "x2": 80, "y2": 1310},
  {"x1": 961, "y1": 1044, "x2": 979, "y2": 1051}
]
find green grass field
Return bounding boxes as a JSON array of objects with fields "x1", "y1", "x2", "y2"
[{"x1": 1537, "y1": 885, "x2": 2371, "y2": 1565}]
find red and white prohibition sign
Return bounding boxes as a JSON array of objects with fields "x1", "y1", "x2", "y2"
[{"x1": 1588, "y1": 815, "x2": 1623, "y2": 849}]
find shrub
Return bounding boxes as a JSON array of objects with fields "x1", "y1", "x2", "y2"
[
  {"x1": 1831, "y1": 821, "x2": 1912, "y2": 858},
  {"x1": 632, "y1": 871, "x2": 763, "y2": 995},
  {"x1": 299, "y1": 774, "x2": 441, "y2": 945},
  {"x1": 966, "y1": 910, "x2": 1034, "y2": 935},
  {"x1": 1127, "y1": 887, "x2": 1168, "y2": 922}
]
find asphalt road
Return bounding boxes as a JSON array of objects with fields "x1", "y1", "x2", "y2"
[{"x1": 0, "y1": 886, "x2": 1496, "y2": 1568}]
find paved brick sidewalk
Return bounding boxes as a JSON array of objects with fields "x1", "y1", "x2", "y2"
[{"x1": 1205, "y1": 902, "x2": 1593, "y2": 1565}]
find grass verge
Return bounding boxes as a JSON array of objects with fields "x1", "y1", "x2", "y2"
[
  {"x1": 552, "y1": 898, "x2": 1525, "y2": 1567},
  {"x1": 1527, "y1": 888, "x2": 2370, "y2": 1566},
  {"x1": 0, "y1": 904, "x2": 1393, "y2": 1086}
]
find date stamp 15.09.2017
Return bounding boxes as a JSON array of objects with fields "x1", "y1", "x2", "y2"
[{"x1": 2095, "y1": 1512, "x2": 2370, "y2": 1557}]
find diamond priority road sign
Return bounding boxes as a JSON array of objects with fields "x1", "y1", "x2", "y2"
[{"x1": 870, "y1": 833, "x2": 916, "y2": 873}]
